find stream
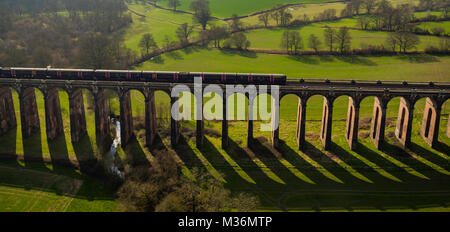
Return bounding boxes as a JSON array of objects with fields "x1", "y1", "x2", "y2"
[{"x1": 104, "y1": 118, "x2": 124, "y2": 179}]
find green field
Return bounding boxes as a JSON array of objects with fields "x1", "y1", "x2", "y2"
[
  {"x1": 417, "y1": 21, "x2": 450, "y2": 34},
  {"x1": 156, "y1": 0, "x2": 333, "y2": 18},
  {"x1": 244, "y1": 18, "x2": 445, "y2": 51},
  {"x1": 137, "y1": 47, "x2": 450, "y2": 81},
  {"x1": 0, "y1": 162, "x2": 116, "y2": 212},
  {"x1": 155, "y1": 0, "x2": 420, "y2": 18}
]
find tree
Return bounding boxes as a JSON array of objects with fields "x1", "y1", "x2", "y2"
[
  {"x1": 139, "y1": 33, "x2": 158, "y2": 55},
  {"x1": 176, "y1": 23, "x2": 194, "y2": 45},
  {"x1": 225, "y1": 32, "x2": 251, "y2": 50},
  {"x1": 78, "y1": 33, "x2": 115, "y2": 69},
  {"x1": 323, "y1": 26, "x2": 337, "y2": 52},
  {"x1": 208, "y1": 25, "x2": 230, "y2": 48},
  {"x1": 439, "y1": 37, "x2": 449, "y2": 52},
  {"x1": 308, "y1": 34, "x2": 322, "y2": 52},
  {"x1": 155, "y1": 169, "x2": 259, "y2": 212},
  {"x1": 357, "y1": 15, "x2": 372, "y2": 30},
  {"x1": 341, "y1": 3, "x2": 354, "y2": 17},
  {"x1": 168, "y1": 0, "x2": 181, "y2": 11},
  {"x1": 279, "y1": 8, "x2": 293, "y2": 26},
  {"x1": 431, "y1": 26, "x2": 445, "y2": 36},
  {"x1": 385, "y1": 33, "x2": 398, "y2": 52},
  {"x1": 398, "y1": 31, "x2": 420, "y2": 53},
  {"x1": 351, "y1": 0, "x2": 363, "y2": 14},
  {"x1": 230, "y1": 14, "x2": 243, "y2": 31},
  {"x1": 117, "y1": 150, "x2": 259, "y2": 212},
  {"x1": 271, "y1": 10, "x2": 280, "y2": 25},
  {"x1": 190, "y1": 0, "x2": 212, "y2": 30},
  {"x1": 387, "y1": 31, "x2": 420, "y2": 53},
  {"x1": 258, "y1": 12, "x2": 270, "y2": 27},
  {"x1": 335, "y1": 27, "x2": 352, "y2": 54},
  {"x1": 280, "y1": 30, "x2": 303, "y2": 54},
  {"x1": 363, "y1": 0, "x2": 377, "y2": 14}
]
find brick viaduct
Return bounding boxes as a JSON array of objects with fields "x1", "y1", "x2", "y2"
[{"x1": 0, "y1": 77, "x2": 449, "y2": 158}]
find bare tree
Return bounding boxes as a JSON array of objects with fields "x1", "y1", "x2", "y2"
[
  {"x1": 176, "y1": 23, "x2": 194, "y2": 45},
  {"x1": 335, "y1": 27, "x2": 352, "y2": 54},
  {"x1": 258, "y1": 12, "x2": 270, "y2": 27},
  {"x1": 139, "y1": 33, "x2": 158, "y2": 55},
  {"x1": 308, "y1": 34, "x2": 322, "y2": 52},
  {"x1": 271, "y1": 10, "x2": 280, "y2": 25},
  {"x1": 280, "y1": 30, "x2": 303, "y2": 54},
  {"x1": 324, "y1": 26, "x2": 337, "y2": 52},
  {"x1": 363, "y1": 0, "x2": 377, "y2": 14},
  {"x1": 387, "y1": 31, "x2": 420, "y2": 53},
  {"x1": 168, "y1": 0, "x2": 181, "y2": 11}
]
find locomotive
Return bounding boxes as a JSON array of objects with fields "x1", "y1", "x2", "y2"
[{"x1": 0, "y1": 67, "x2": 287, "y2": 85}]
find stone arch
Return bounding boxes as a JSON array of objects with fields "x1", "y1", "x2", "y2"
[
  {"x1": 225, "y1": 92, "x2": 251, "y2": 147},
  {"x1": 279, "y1": 93, "x2": 302, "y2": 148},
  {"x1": 414, "y1": 96, "x2": 448, "y2": 148},
  {"x1": 252, "y1": 91, "x2": 279, "y2": 148},
  {"x1": 0, "y1": 87, "x2": 19, "y2": 157},
  {"x1": 304, "y1": 93, "x2": 335, "y2": 150},
  {"x1": 18, "y1": 86, "x2": 42, "y2": 139},
  {"x1": 385, "y1": 96, "x2": 414, "y2": 148}
]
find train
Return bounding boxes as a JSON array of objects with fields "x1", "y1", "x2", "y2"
[{"x1": 0, "y1": 67, "x2": 287, "y2": 85}]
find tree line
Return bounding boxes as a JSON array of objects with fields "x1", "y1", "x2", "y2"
[{"x1": 0, "y1": 0, "x2": 137, "y2": 69}]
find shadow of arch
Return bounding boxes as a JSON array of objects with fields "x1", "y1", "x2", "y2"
[
  {"x1": 46, "y1": 87, "x2": 72, "y2": 171},
  {"x1": 123, "y1": 89, "x2": 151, "y2": 167},
  {"x1": 226, "y1": 92, "x2": 249, "y2": 146},
  {"x1": 0, "y1": 87, "x2": 19, "y2": 161},
  {"x1": 22, "y1": 87, "x2": 45, "y2": 168},
  {"x1": 252, "y1": 92, "x2": 275, "y2": 143},
  {"x1": 71, "y1": 88, "x2": 96, "y2": 174}
]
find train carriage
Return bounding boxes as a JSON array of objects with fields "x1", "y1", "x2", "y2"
[
  {"x1": 47, "y1": 68, "x2": 95, "y2": 80},
  {"x1": 0, "y1": 67, "x2": 287, "y2": 85},
  {"x1": 0, "y1": 67, "x2": 10, "y2": 78},
  {"x1": 10, "y1": 67, "x2": 47, "y2": 79},
  {"x1": 142, "y1": 71, "x2": 177, "y2": 83}
]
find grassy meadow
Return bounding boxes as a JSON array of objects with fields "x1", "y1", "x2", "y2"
[
  {"x1": 137, "y1": 47, "x2": 450, "y2": 81},
  {"x1": 244, "y1": 18, "x2": 445, "y2": 51}
]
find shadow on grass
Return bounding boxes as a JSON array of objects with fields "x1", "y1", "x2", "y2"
[
  {"x1": 123, "y1": 135, "x2": 151, "y2": 167},
  {"x1": 149, "y1": 55, "x2": 164, "y2": 64},
  {"x1": 397, "y1": 54, "x2": 439, "y2": 63},
  {"x1": 166, "y1": 50, "x2": 184, "y2": 60},
  {"x1": 23, "y1": 132, "x2": 46, "y2": 170},
  {"x1": 182, "y1": 46, "x2": 201, "y2": 55},
  {"x1": 173, "y1": 135, "x2": 204, "y2": 168},
  {"x1": 319, "y1": 55, "x2": 335, "y2": 62},
  {"x1": 433, "y1": 142, "x2": 450, "y2": 158},
  {"x1": 48, "y1": 133, "x2": 73, "y2": 171},
  {"x1": 335, "y1": 56, "x2": 377, "y2": 66},
  {"x1": 409, "y1": 142, "x2": 450, "y2": 170},
  {"x1": 287, "y1": 55, "x2": 320, "y2": 65},
  {"x1": 199, "y1": 138, "x2": 252, "y2": 186},
  {"x1": 0, "y1": 127, "x2": 17, "y2": 160},
  {"x1": 219, "y1": 48, "x2": 258, "y2": 58},
  {"x1": 73, "y1": 133, "x2": 97, "y2": 174}
]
